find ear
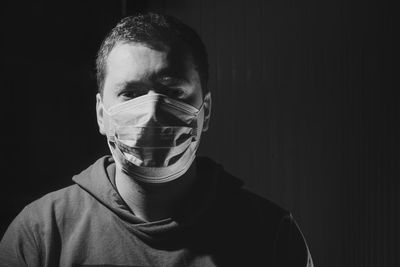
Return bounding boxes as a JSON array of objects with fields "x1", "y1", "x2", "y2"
[
  {"x1": 202, "y1": 92, "x2": 212, "y2": 132},
  {"x1": 96, "y1": 93, "x2": 106, "y2": 136}
]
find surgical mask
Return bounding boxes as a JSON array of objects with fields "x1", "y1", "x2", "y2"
[{"x1": 103, "y1": 93, "x2": 206, "y2": 183}]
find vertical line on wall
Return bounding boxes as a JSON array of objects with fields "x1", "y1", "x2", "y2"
[{"x1": 121, "y1": 0, "x2": 127, "y2": 17}]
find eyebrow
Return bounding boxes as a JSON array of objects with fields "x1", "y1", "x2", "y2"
[
  {"x1": 156, "y1": 76, "x2": 188, "y2": 85},
  {"x1": 114, "y1": 67, "x2": 190, "y2": 93},
  {"x1": 155, "y1": 68, "x2": 190, "y2": 84},
  {"x1": 116, "y1": 81, "x2": 149, "y2": 93}
]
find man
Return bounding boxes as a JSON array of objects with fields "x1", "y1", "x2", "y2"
[{"x1": 0, "y1": 13, "x2": 313, "y2": 266}]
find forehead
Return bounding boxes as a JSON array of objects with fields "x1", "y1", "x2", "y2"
[
  {"x1": 105, "y1": 42, "x2": 194, "y2": 81},
  {"x1": 106, "y1": 43, "x2": 168, "y2": 80}
]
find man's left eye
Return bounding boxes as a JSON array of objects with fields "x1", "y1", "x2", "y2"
[{"x1": 167, "y1": 88, "x2": 185, "y2": 99}]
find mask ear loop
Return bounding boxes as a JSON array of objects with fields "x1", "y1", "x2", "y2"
[
  {"x1": 192, "y1": 92, "x2": 210, "y2": 140},
  {"x1": 196, "y1": 92, "x2": 210, "y2": 114},
  {"x1": 197, "y1": 91, "x2": 211, "y2": 118},
  {"x1": 100, "y1": 100, "x2": 118, "y2": 147}
]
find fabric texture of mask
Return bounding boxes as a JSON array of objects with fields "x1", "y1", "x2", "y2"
[{"x1": 103, "y1": 93, "x2": 205, "y2": 183}]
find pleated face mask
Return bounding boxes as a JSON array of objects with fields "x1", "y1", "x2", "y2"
[{"x1": 103, "y1": 93, "x2": 206, "y2": 183}]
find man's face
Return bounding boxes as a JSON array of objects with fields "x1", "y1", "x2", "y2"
[{"x1": 96, "y1": 42, "x2": 211, "y2": 135}]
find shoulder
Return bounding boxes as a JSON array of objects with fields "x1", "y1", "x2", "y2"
[
  {"x1": 238, "y1": 187, "x2": 289, "y2": 218},
  {"x1": 216, "y1": 168, "x2": 289, "y2": 224},
  {"x1": 0, "y1": 184, "x2": 91, "y2": 266},
  {"x1": 7, "y1": 183, "x2": 95, "y2": 241},
  {"x1": 274, "y1": 213, "x2": 313, "y2": 266},
  {"x1": 198, "y1": 156, "x2": 289, "y2": 219},
  {"x1": 209, "y1": 165, "x2": 289, "y2": 239},
  {"x1": 232, "y1": 184, "x2": 313, "y2": 266},
  {"x1": 211, "y1": 165, "x2": 313, "y2": 266},
  {"x1": 24, "y1": 184, "x2": 91, "y2": 221}
]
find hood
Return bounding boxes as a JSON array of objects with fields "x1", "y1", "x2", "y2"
[{"x1": 72, "y1": 155, "x2": 244, "y2": 247}]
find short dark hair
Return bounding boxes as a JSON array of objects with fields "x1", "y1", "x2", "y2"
[{"x1": 96, "y1": 13, "x2": 209, "y2": 96}]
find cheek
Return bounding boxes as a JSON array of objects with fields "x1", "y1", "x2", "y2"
[
  {"x1": 102, "y1": 76, "x2": 124, "y2": 108},
  {"x1": 183, "y1": 84, "x2": 203, "y2": 109},
  {"x1": 187, "y1": 79, "x2": 204, "y2": 109},
  {"x1": 103, "y1": 91, "x2": 120, "y2": 108}
]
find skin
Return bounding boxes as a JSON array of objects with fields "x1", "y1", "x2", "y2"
[{"x1": 96, "y1": 42, "x2": 212, "y2": 222}]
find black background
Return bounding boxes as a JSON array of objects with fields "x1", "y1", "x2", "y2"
[{"x1": 1, "y1": 0, "x2": 398, "y2": 266}]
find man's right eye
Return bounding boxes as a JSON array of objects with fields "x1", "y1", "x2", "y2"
[{"x1": 119, "y1": 90, "x2": 145, "y2": 99}]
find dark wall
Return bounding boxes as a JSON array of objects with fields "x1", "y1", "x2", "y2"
[{"x1": 1, "y1": 1, "x2": 397, "y2": 266}]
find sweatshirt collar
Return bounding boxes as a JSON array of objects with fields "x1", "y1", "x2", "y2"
[{"x1": 72, "y1": 155, "x2": 243, "y2": 244}]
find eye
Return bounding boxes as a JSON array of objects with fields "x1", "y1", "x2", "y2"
[
  {"x1": 158, "y1": 77, "x2": 187, "y2": 99},
  {"x1": 119, "y1": 90, "x2": 145, "y2": 100},
  {"x1": 159, "y1": 77, "x2": 185, "y2": 87},
  {"x1": 168, "y1": 88, "x2": 186, "y2": 99}
]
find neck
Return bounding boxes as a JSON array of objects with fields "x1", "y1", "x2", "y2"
[{"x1": 115, "y1": 161, "x2": 197, "y2": 222}]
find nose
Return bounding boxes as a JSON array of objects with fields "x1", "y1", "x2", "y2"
[
  {"x1": 143, "y1": 91, "x2": 188, "y2": 127},
  {"x1": 147, "y1": 89, "x2": 158, "y2": 96},
  {"x1": 144, "y1": 91, "x2": 163, "y2": 126}
]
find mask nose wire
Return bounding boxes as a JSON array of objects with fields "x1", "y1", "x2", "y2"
[{"x1": 146, "y1": 95, "x2": 160, "y2": 123}]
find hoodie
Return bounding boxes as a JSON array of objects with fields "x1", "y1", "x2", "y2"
[{"x1": 0, "y1": 156, "x2": 312, "y2": 267}]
